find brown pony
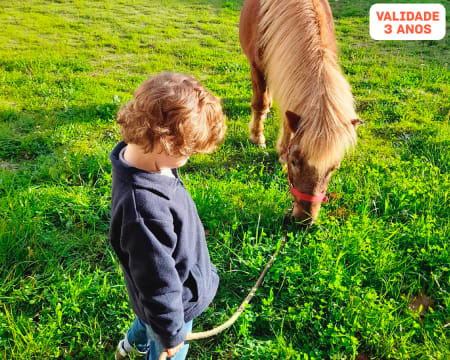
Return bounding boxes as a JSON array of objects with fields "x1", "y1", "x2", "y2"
[{"x1": 239, "y1": 0, "x2": 359, "y2": 224}]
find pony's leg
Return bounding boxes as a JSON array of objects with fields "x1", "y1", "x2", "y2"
[
  {"x1": 249, "y1": 64, "x2": 271, "y2": 148},
  {"x1": 276, "y1": 120, "x2": 291, "y2": 163}
]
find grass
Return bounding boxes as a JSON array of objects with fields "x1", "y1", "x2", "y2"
[{"x1": 0, "y1": 0, "x2": 449, "y2": 358}]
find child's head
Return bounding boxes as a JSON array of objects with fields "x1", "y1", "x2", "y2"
[{"x1": 117, "y1": 72, "x2": 226, "y2": 156}]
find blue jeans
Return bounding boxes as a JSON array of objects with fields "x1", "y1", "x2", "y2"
[{"x1": 126, "y1": 317, "x2": 192, "y2": 360}]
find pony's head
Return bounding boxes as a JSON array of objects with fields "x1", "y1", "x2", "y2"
[{"x1": 285, "y1": 111, "x2": 359, "y2": 224}]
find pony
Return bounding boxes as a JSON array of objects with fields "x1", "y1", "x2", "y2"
[{"x1": 239, "y1": 0, "x2": 359, "y2": 224}]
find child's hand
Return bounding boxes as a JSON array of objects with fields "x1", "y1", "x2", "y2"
[{"x1": 165, "y1": 342, "x2": 184, "y2": 357}]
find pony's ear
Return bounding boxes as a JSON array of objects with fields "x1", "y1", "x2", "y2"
[
  {"x1": 286, "y1": 111, "x2": 301, "y2": 133},
  {"x1": 351, "y1": 118, "x2": 360, "y2": 128}
]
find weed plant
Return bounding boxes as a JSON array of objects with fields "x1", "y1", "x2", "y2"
[{"x1": 0, "y1": 0, "x2": 448, "y2": 359}]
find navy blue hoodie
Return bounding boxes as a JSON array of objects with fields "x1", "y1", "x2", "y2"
[{"x1": 109, "y1": 141, "x2": 219, "y2": 348}]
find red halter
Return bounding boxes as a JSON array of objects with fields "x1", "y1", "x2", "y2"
[{"x1": 286, "y1": 143, "x2": 328, "y2": 203}]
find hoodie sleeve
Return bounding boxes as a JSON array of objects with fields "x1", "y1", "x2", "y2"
[{"x1": 121, "y1": 218, "x2": 186, "y2": 348}]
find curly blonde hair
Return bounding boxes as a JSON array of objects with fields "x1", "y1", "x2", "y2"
[{"x1": 117, "y1": 72, "x2": 226, "y2": 156}]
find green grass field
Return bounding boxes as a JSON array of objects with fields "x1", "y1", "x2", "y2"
[{"x1": 0, "y1": 0, "x2": 448, "y2": 359}]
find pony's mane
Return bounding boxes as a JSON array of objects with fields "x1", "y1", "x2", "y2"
[{"x1": 259, "y1": 0, "x2": 357, "y2": 171}]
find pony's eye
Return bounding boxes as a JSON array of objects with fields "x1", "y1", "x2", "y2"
[{"x1": 291, "y1": 160, "x2": 296, "y2": 167}]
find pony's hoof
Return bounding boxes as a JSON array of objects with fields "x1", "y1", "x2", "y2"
[{"x1": 249, "y1": 135, "x2": 266, "y2": 148}]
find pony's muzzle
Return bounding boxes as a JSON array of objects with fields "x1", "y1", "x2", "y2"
[{"x1": 292, "y1": 200, "x2": 321, "y2": 225}]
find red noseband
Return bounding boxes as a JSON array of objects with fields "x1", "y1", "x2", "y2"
[{"x1": 286, "y1": 143, "x2": 328, "y2": 203}]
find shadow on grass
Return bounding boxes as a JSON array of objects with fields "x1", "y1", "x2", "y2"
[
  {"x1": 185, "y1": 144, "x2": 279, "y2": 173},
  {"x1": 330, "y1": 0, "x2": 372, "y2": 19},
  {"x1": 222, "y1": 96, "x2": 252, "y2": 120},
  {"x1": 0, "y1": 104, "x2": 118, "y2": 161},
  {"x1": 0, "y1": 103, "x2": 118, "y2": 126},
  {"x1": 371, "y1": 126, "x2": 448, "y2": 169}
]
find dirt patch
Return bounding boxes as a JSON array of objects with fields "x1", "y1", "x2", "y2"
[
  {"x1": 356, "y1": 355, "x2": 370, "y2": 360},
  {"x1": 328, "y1": 206, "x2": 355, "y2": 219},
  {"x1": 409, "y1": 292, "x2": 434, "y2": 317}
]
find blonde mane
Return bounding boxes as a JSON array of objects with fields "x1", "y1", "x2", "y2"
[{"x1": 259, "y1": 0, "x2": 357, "y2": 170}]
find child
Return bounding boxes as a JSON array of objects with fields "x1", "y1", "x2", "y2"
[{"x1": 109, "y1": 72, "x2": 226, "y2": 360}]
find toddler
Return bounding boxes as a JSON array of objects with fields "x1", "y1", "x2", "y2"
[{"x1": 109, "y1": 72, "x2": 226, "y2": 359}]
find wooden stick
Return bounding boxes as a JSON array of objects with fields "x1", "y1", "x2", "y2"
[{"x1": 158, "y1": 226, "x2": 289, "y2": 360}]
